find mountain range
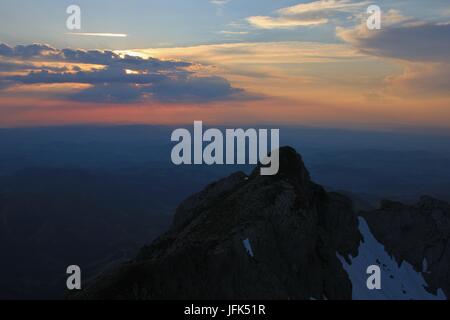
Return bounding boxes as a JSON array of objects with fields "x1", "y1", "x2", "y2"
[{"x1": 73, "y1": 147, "x2": 450, "y2": 300}]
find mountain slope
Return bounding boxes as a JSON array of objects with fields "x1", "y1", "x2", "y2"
[{"x1": 362, "y1": 197, "x2": 450, "y2": 298}]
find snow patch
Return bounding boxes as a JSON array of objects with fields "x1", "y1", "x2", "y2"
[
  {"x1": 243, "y1": 238, "x2": 254, "y2": 258},
  {"x1": 338, "y1": 217, "x2": 446, "y2": 300}
]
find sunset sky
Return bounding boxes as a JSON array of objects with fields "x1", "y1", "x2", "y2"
[{"x1": 1, "y1": 0, "x2": 450, "y2": 129}]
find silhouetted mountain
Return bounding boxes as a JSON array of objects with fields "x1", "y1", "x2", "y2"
[{"x1": 75, "y1": 147, "x2": 363, "y2": 299}]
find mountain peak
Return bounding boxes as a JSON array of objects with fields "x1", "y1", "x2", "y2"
[
  {"x1": 252, "y1": 146, "x2": 309, "y2": 176},
  {"x1": 277, "y1": 146, "x2": 310, "y2": 178},
  {"x1": 74, "y1": 146, "x2": 362, "y2": 300},
  {"x1": 250, "y1": 146, "x2": 312, "y2": 197}
]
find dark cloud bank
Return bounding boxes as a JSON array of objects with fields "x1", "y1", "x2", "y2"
[
  {"x1": 354, "y1": 23, "x2": 450, "y2": 63},
  {"x1": 0, "y1": 43, "x2": 251, "y2": 103},
  {"x1": 339, "y1": 21, "x2": 450, "y2": 95}
]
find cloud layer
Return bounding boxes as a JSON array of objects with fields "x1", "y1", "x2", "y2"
[
  {"x1": 0, "y1": 43, "x2": 249, "y2": 103},
  {"x1": 337, "y1": 12, "x2": 450, "y2": 96},
  {"x1": 337, "y1": 14, "x2": 450, "y2": 63}
]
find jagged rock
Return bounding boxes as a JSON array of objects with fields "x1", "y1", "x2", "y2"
[
  {"x1": 362, "y1": 196, "x2": 450, "y2": 297},
  {"x1": 74, "y1": 147, "x2": 362, "y2": 300}
]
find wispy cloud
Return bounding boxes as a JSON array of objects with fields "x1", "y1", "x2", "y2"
[
  {"x1": 247, "y1": 15, "x2": 328, "y2": 29},
  {"x1": 210, "y1": 0, "x2": 230, "y2": 16},
  {"x1": 219, "y1": 30, "x2": 250, "y2": 35},
  {"x1": 247, "y1": 0, "x2": 368, "y2": 29},
  {"x1": 130, "y1": 41, "x2": 368, "y2": 96},
  {"x1": 66, "y1": 33, "x2": 128, "y2": 38},
  {"x1": 210, "y1": 0, "x2": 229, "y2": 5},
  {"x1": 133, "y1": 41, "x2": 364, "y2": 68}
]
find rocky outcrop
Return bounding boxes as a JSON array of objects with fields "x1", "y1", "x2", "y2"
[
  {"x1": 74, "y1": 147, "x2": 362, "y2": 300},
  {"x1": 362, "y1": 196, "x2": 450, "y2": 297}
]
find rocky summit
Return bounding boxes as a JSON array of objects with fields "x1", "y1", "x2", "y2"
[{"x1": 74, "y1": 146, "x2": 362, "y2": 300}]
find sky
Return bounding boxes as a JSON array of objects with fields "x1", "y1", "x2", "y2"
[{"x1": 1, "y1": 0, "x2": 450, "y2": 129}]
